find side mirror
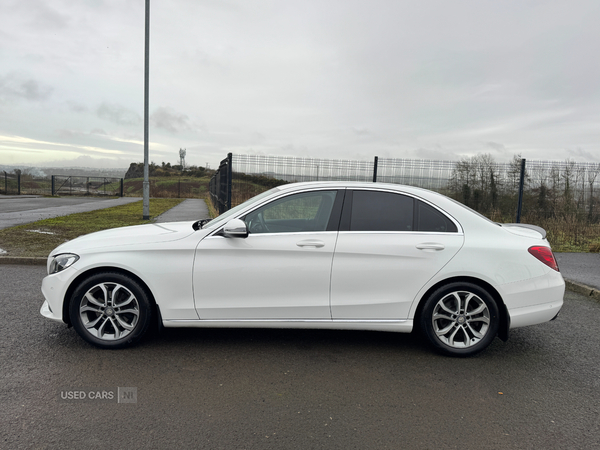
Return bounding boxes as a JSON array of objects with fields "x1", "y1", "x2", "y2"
[{"x1": 222, "y1": 218, "x2": 248, "y2": 238}]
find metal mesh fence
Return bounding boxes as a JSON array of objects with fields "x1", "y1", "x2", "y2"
[
  {"x1": 230, "y1": 155, "x2": 600, "y2": 213},
  {"x1": 1, "y1": 171, "x2": 20, "y2": 195},
  {"x1": 220, "y1": 154, "x2": 600, "y2": 250},
  {"x1": 233, "y1": 154, "x2": 375, "y2": 183},
  {"x1": 377, "y1": 158, "x2": 456, "y2": 190},
  {"x1": 52, "y1": 176, "x2": 123, "y2": 197}
]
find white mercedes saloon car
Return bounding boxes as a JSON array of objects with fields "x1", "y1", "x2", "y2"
[{"x1": 41, "y1": 182, "x2": 564, "y2": 356}]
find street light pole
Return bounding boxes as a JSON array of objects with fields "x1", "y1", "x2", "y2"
[{"x1": 142, "y1": 0, "x2": 150, "y2": 219}]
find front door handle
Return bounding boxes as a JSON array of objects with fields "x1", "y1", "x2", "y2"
[
  {"x1": 297, "y1": 239, "x2": 325, "y2": 248},
  {"x1": 416, "y1": 243, "x2": 445, "y2": 251}
]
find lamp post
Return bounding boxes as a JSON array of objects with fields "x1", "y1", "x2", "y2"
[{"x1": 142, "y1": 0, "x2": 150, "y2": 219}]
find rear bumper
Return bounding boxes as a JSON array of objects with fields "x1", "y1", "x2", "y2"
[
  {"x1": 501, "y1": 270, "x2": 565, "y2": 329},
  {"x1": 509, "y1": 301, "x2": 563, "y2": 328}
]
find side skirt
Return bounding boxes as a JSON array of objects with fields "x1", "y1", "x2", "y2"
[{"x1": 162, "y1": 319, "x2": 414, "y2": 333}]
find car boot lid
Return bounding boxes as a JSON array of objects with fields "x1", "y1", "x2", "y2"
[{"x1": 501, "y1": 223, "x2": 546, "y2": 239}]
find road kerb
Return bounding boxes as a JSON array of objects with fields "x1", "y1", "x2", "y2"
[
  {"x1": 564, "y1": 279, "x2": 600, "y2": 302},
  {"x1": 0, "y1": 256, "x2": 47, "y2": 266}
]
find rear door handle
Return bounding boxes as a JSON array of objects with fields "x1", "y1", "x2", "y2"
[
  {"x1": 297, "y1": 239, "x2": 325, "y2": 248},
  {"x1": 416, "y1": 243, "x2": 445, "y2": 251}
]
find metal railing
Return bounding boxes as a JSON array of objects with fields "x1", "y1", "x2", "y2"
[
  {"x1": 1, "y1": 171, "x2": 20, "y2": 195},
  {"x1": 51, "y1": 176, "x2": 123, "y2": 197},
  {"x1": 209, "y1": 154, "x2": 600, "y2": 225},
  {"x1": 208, "y1": 154, "x2": 232, "y2": 214}
]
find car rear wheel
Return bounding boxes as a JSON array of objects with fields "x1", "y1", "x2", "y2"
[
  {"x1": 69, "y1": 272, "x2": 152, "y2": 349},
  {"x1": 421, "y1": 282, "x2": 499, "y2": 357}
]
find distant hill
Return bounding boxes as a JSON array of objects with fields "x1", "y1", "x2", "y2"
[{"x1": 0, "y1": 165, "x2": 128, "y2": 178}]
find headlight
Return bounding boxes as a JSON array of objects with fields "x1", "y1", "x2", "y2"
[{"x1": 49, "y1": 253, "x2": 79, "y2": 274}]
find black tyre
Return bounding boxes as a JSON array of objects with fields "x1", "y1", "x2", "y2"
[
  {"x1": 69, "y1": 272, "x2": 152, "y2": 349},
  {"x1": 420, "y1": 282, "x2": 499, "y2": 357}
]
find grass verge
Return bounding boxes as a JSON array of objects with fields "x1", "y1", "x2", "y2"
[
  {"x1": 203, "y1": 193, "x2": 219, "y2": 219},
  {"x1": 0, "y1": 198, "x2": 184, "y2": 258}
]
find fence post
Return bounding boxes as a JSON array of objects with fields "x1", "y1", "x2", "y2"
[
  {"x1": 120, "y1": 178, "x2": 124, "y2": 197},
  {"x1": 516, "y1": 158, "x2": 526, "y2": 223},
  {"x1": 226, "y1": 152, "x2": 233, "y2": 210},
  {"x1": 17, "y1": 172, "x2": 21, "y2": 195},
  {"x1": 373, "y1": 156, "x2": 379, "y2": 182},
  {"x1": 4, "y1": 171, "x2": 6, "y2": 194},
  {"x1": 51, "y1": 175, "x2": 55, "y2": 196}
]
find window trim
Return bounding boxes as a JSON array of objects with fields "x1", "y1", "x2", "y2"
[
  {"x1": 340, "y1": 188, "x2": 462, "y2": 234},
  {"x1": 211, "y1": 188, "x2": 346, "y2": 237}
]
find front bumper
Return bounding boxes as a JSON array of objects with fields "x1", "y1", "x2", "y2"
[
  {"x1": 40, "y1": 300, "x2": 63, "y2": 323},
  {"x1": 40, "y1": 267, "x2": 79, "y2": 323}
]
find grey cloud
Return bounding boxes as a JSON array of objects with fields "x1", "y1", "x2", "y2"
[
  {"x1": 150, "y1": 107, "x2": 191, "y2": 133},
  {"x1": 97, "y1": 102, "x2": 142, "y2": 126},
  {"x1": 485, "y1": 142, "x2": 508, "y2": 154},
  {"x1": 0, "y1": 72, "x2": 53, "y2": 102},
  {"x1": 31, "y1": 4, "x2": 69, "y2": 30},
  {"x1": 67, "y1": 101, "x2": 88, "y2": 113},
  {"x1": 352, "y1": 127, "x2": 373, "y2": 136},
  {"x1": 567, "y1": 148, "x2": 598, "y2": 162},
  {"x1": 56, "y1": 129, "x2": 76, "y2": 139},
  {"x1": 412, "y1": 147, "x2": 461, "y2": 161}
]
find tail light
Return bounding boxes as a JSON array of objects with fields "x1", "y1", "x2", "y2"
[{"x1": 528, "y1": 246, "x2": 560, "y2": 271}]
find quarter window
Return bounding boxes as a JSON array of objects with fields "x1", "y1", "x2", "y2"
[{"x1": 416, "y1": 201, "x2": 458, "y2": 232}]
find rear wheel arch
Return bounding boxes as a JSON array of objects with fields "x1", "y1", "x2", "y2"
[{"x1": 413, "y1": 276, "x2": 509, "y2": 341}]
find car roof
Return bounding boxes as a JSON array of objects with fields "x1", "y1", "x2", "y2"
[
  {"x1": 274, "y1": 181, "x2": 497, "y2": 231},
  {"x1": 276, "y1": 181, "x2": 443, "y2": 199}
]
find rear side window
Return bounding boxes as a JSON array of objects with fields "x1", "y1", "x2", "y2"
[
  {"x1": 416, "y1": 201, "x2": 458, "y2": 232},
  {"x1": 343, "y1": 190, "x2": 458, "y2": 233},
  {"x1": 350, "y1": 191, "x2": 413, "y2": 231}
]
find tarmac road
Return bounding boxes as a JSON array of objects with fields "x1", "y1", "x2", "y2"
[
  {"x1": 555, "y1": 253, "x2": 600, "y2": 291},
  {"x1": 1, "y1": 264, "x2": 599, "y2": 449},
  {"x1": 0, "y1": 195, "x2": 141, "y2": 230}
]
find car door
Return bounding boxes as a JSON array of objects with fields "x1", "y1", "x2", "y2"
[
  {"x1": 193, "y1": 189, "x2": 343, "y2": 320},
  {"x1": 330, "y1": 189, "x2": 464, "y2": 320}
]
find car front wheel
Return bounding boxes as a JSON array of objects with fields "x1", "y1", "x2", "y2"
[
  {"x1": 421, "y1": 282, "x2": 499, "y2": 357},
  {"x1": 69, "y1": 272, "x2": 152, "y2": 349}
]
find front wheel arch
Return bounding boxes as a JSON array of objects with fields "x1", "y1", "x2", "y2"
[
  {"x1": 69, "y1": 271, "x2": 154, "y2": 348},
  {"x1": 62, "y1": 267, "x2": 158, "y2": 328}
]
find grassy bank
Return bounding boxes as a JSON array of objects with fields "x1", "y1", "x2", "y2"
[
  {"x1": 0, "y1": 198, "x2": 184, "y2": 258},
  {"x1": 122, "y1": 176, "x2": 211, "y2": 198}
]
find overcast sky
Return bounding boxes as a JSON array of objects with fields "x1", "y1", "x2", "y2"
[{"x1": 1, "y1": 0, "x2": 599, "y2": 169}]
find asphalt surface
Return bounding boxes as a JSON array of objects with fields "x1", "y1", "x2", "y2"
[
  {"x1": 555, "y1": 253, "x2": 600, "y2": 291},
  {"x1": 0, "y1": 195, "x2": 141, "y2": 230},
  {"x1": 153, "y1": 198, "x2": 210, "y2": 223},
  {"x1": 1, "y1": 264, "x2": 599, "y2": 449}
]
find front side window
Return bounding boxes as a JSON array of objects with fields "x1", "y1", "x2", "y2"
[{"x1": 245, "y1": 191, "x2": 337, "y2": 234}]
